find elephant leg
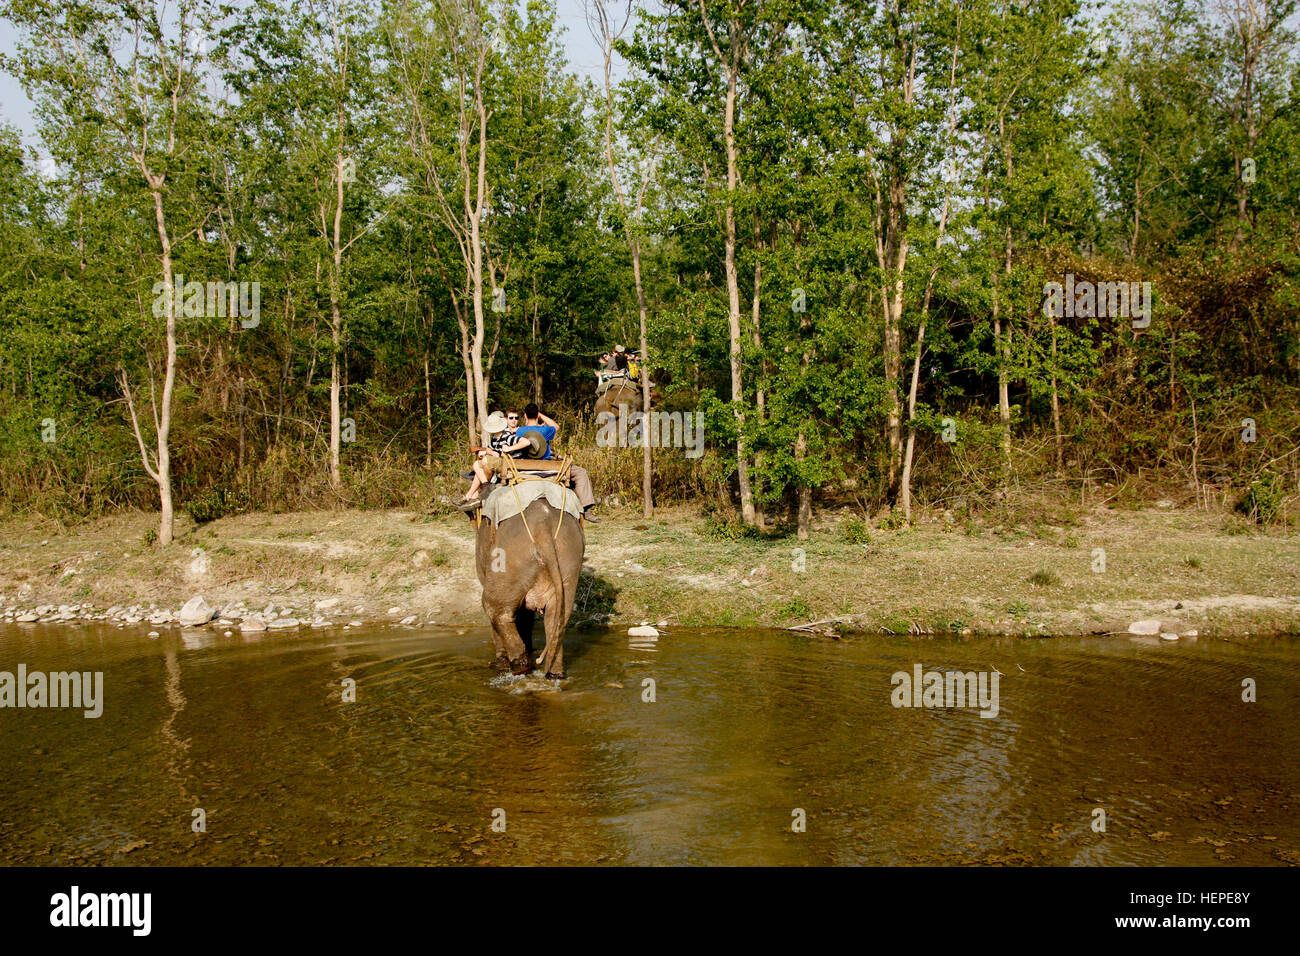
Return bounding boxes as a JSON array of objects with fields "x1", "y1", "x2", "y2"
[
  {"x1": 540, "y1": 607, "x2": 566, "y2": 679},
  {"x1": 483, "y1": 595, "x2": 510, "y2": 670},
  {"x1": 491, "y1": 607, "x2": 532, "y2": 675},
  {"x1": 514, "y1": 606, "x2": 537, "y2": 657}
]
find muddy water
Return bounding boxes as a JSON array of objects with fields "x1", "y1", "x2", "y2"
[{"x1": 0, "y1": 622, "x2": 1297, "y2": 866}]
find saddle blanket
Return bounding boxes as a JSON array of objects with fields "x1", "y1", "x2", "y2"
[{"x1": 481, "y1": 478, "x2": 583, "y2": 527}]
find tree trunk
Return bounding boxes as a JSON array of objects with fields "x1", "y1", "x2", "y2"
[
  {"x1": 593, "y1": 2, "x2": 655, "y2": 517},
  {"x1": 1050, "y1": 314, "x2": 1063, "y2": 475},
  {"x1": 883, "y1": 204, "x2": 906, "y2": 503},
  {"x1": 721, "y1": 60, "x2": 754, "y2": 525},
  {"x1": 149, "y1": 184, "x2": 176, "y2": 546},
  {"x1": 467, "y1": 69, "x2": 492, "y2": 442},
  {"x1": 462, "y1": 341, "x2": 475, "y2": 447},
  {"x1": 795, "y1": 432, "x2": 810, "y2": 539},
  {"x1": 995, "y1": 222, "x2": 1013, "y2": 485},
  {"x1": 901, "y1": 30, "x2": 960, "y2": 519},
  {"x1": 900, "y1": 315, "x2": 924, "y2": 522},
  {"x1": 530, "y1": 281, "x2": 543, "y2": 404},
  {"x1": 750, "y1": 220, "x2": 765, "y2": 529},
  {"x1": 994, "y1": 297, "x2": 1011, "y2": 484},
  {"x1": 424, "y1": 349, "x2": 433, "y2": 470},
  {"x1": 328, "y1": 151, "x2": 345, "y2": 491},
  {"x1": 632, "y1": 239, "x2": 654, "y2": 518}
]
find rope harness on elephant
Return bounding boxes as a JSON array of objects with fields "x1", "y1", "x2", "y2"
[
  {"x1": 498, "y1": 454, "x2": 578, "y2": 546},
  {"x1": 602, "y1": 380, "x2": 638, "y2": 406}
]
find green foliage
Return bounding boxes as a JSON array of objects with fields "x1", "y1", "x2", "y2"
[
  {"x1": 841, "y1": 519, "x2": 871, "y2": 544},
  {"x1": 880, "y1": 615, "x2": 913, "y2": 636},
  {"x1": 1236, "y1": 472, "x2": 1285, "y2": 525},
  {"x1": 701, "y1": 516, "x2": 766, "y2": 541},
  {"x1": 775, "y1": 597, "x2": 812, "y2": 620},
  {"x1": 187, "y1": 487, "x2": 252, "y2": 525},
  {"x1": 0, "y1": 0, "x2": 1295, "y2": 530},
  {"x1": 879, "y1": 510, "x2": 907, "y2": 531}
]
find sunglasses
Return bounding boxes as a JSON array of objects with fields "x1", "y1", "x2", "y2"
[{"x1": 507, "y1": 415, "x2": 518, "y2": 420}]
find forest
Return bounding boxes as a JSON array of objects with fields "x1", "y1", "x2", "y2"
[{"x1": 0, "y1": 0, "x2": 1296, "y2": 543}]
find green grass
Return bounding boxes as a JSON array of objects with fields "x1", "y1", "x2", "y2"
[{"x1": 775, "y1": 597, "x2": 813, "y2": 619}]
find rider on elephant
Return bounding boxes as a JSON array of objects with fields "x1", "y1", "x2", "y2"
[{"x1": 458, "y1": 405, "x2": 601, "y2": 522}]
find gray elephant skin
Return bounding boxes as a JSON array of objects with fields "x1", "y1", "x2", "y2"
[{"x1": 472, "y1": 497, "x2": 585, "y2": 678}]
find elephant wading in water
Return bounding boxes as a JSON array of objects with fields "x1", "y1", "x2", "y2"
[{"x1": 472, "y1": 488, "x2": 585, "y2": 678}]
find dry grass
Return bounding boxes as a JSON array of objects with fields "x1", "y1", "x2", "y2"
[{"x1": 1, "y1": 496, "x2": 1297, "y2": 636}]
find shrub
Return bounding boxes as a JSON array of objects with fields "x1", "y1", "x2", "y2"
[
  {"x1": 841, "y1": 518, "x2": 871, "y2": 544},
  {"x1": 701, "y1": 515, "x2": 765, "y2": 541},
  {"x1": 187, "y1": 486, "x2": 251, "y2": 525},
  {"x1": 1236, "y1": 472, "x2": 1284, "y2": 524}
]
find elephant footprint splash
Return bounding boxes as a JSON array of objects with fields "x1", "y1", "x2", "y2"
[{"x1": 489, "y1": 671, "x2": 567, "y2": 695}]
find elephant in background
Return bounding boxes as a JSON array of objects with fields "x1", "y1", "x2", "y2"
[{"x1": 594, "y1": 378, "x2": 648, "y2": 417}]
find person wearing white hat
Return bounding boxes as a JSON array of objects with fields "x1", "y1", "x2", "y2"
[{"x1": 458, "y1": 411, "x2": 512, "y2": 507}]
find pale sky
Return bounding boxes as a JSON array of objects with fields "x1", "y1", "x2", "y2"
[{"x1": 0, "y1": 0, "x2": 636, "y2": 153}]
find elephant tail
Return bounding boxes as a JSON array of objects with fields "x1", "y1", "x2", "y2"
[{"x1": 541, "y1": 508, "x2": 568, "y2": 618}]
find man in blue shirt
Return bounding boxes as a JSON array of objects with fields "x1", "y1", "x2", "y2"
[{"x1": 513, "y1": 403, "x2": 557, "y2": 459}]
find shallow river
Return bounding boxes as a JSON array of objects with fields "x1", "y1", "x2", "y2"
[{"x1": 1, "y1": 623, "x2": 1297, "y2": 865}]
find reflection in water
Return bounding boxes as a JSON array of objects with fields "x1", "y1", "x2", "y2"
[
  {"x1": 0, "y1": 623, "x2": 1297, "y2": 866},
  {"x1": 160, "y1": 648, "x2": 195, "y2": 808}
]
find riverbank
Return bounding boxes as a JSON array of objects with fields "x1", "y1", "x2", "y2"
[{"x1": 1, "y1": 502, "x2": 1297, "y2": 637}]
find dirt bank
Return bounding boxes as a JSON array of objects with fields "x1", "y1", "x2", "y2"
[{"x1": 1, "y1": 503, "x2": 1297, "y2": 637}]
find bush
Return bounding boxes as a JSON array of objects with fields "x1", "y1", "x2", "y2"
[
  {"x1": 879, "y1": 509, "x2": 906, "y2": 530},
  {"x1": 701, "y1": 515, "x2": 766, "y2": 541},
  {"x1": 841, "y1": 518, "x2": 871, "y2": 544},
  {"x1": 1236, "y1": 472, "x2": 1284, "y2": 524},
  {"x1": 187, "y1": 486, "x2": 251, "y2": 525}
]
